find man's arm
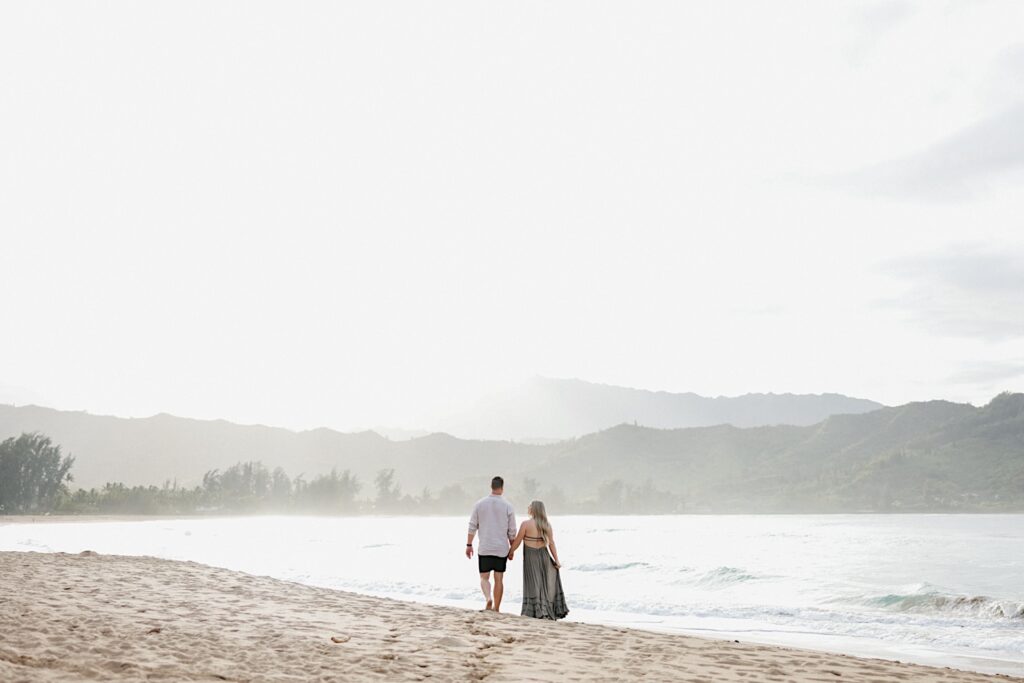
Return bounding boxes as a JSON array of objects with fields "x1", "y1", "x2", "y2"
[
  {"x1": 508, "y1": 521, "x2": 526, "y2": 560},
  {"x1": 507, "y1": 504, "x2": 517, "y2": 542},
  {"x1": 466, "y1": 504, "x2": 479, "y2": 559}
]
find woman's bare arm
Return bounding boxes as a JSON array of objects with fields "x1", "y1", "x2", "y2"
[
  {"x1": 548, "y1": 528, "x2": 561, "y2": 568},
  {"x1": 508, "y1": 521, "x2": 527, "y2": 557}
]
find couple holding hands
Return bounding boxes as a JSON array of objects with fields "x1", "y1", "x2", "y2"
[{"x1": 465, "y1": 476, "x2": 569, "y2": 619}]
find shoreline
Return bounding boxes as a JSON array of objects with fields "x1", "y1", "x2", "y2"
[
  {"x1": 5, "y1": 513, "x2": 1024, "y2": 677},
  {"x1": 4, "y1": 509, "x2": 1024, "y2": 526},
  {"x1": 2, "y1": 550, "x2": 1021, "y2": 682}
]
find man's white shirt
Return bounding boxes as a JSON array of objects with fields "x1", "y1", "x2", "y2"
[{"x1": 468, "y1": 494, "x2": 517, "y2": 557}]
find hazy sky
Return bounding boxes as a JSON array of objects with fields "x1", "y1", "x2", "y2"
[{"x1": 2, "y1": 1, "x2": 1023, "y2": 431}]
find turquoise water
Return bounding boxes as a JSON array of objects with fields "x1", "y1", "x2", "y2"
[{"x1": 2, "y1": 514, "x2": 1022, "y2": 676}]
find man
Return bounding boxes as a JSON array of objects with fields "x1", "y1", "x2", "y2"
[{"x1": 466, "y1": 475, "x2": 517, "y2": 612}]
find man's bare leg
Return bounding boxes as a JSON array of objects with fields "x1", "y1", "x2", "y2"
[
  {"x1": 479, "y1": 573, "x2": 493, "y2": 610},
  {"x1": 493, "y1": 572, "x2": 504, "y2": 612}
]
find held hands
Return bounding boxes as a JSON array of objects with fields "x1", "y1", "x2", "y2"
[{"x1": 507, "y1": 550, "x2": 514, "y2": 561}]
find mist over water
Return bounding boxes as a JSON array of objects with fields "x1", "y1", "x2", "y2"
[{"x1": 2, "y1": 514, "x2": 1022, "y2": 676}]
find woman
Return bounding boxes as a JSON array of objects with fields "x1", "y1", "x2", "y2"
[{"x1": 508, "y1": 500, "x2": 569, "y2": 620}]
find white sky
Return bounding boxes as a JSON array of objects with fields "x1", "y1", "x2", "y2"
[{"x1": 2, "y1": 1, "x2": 1023, "y2": 431}]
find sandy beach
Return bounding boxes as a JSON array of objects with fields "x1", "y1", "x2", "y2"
[{"x1": 1, "y1": 551, "x2": 1019, "y2": 682}]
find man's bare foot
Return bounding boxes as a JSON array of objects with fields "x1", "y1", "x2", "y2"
[{"x1": 483, "y1": 599, "x2": 493, "y2": 611}]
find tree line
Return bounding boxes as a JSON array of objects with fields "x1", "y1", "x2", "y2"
[
  {"x1": 0, "y1": 433, "x2": 75, "y2": 513},
  {"x1": 0, "y1": 432, "x2": 685, "y2": 515}
]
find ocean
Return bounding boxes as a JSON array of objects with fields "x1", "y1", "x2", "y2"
[{"x1": 2, "y1": 513, "x2": 1021, "y2": 676}]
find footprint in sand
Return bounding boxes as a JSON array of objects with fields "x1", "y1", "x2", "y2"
[{"x1": 436, "y1": 636, "x2": 472, "y2": 649}]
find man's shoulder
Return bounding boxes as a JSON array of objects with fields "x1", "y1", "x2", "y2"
[{"x1": 474, "y1": 495, "x2": 513, "y2": 509}]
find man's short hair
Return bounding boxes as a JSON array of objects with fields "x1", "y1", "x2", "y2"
[{"x1": 491, "y1": 476, "x2": 504, "y2": 490}]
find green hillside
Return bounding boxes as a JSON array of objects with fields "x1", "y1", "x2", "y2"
[{"x1": 1, "y1": 394, "x2": 1022, "y2": 512}]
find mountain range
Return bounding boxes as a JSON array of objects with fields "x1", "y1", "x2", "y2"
[
  {"x1": 1, "y1": 391, "x2": 1022, "y2": 512},
  {"x1": 435, "y1": 377, "x2": 884, "y2": 440}
]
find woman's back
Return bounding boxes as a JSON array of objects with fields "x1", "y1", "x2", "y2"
[{"x1": 522, "y1": 519, "x2": 547, "y2": 548}]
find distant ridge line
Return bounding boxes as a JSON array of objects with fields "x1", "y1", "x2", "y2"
[{"x1": 1, "y1": 393, "x2": 1022, "y2": 512}]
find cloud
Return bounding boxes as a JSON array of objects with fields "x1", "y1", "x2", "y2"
[
  {"x1": 994, "y1": 42, "x2": 1024, "y2": 81},
  {"x1": 0, "y1": 382, "x2": 49, "y2": 407},
  {"x1": 879, "y1": 246, "x2": 1024, "y2": 340},
  {"x1": 842, "y1": 103, "x2": 1024, "y2": 200},
  {"x1": 947, "y1": 360, "x2": 1024, "y2": 385},
  {"x1": 856, "y1": 0, "x2": 915, "y2": 34},
  {"x1": 842, "y1": 1, "x2": 916, "y2": 67}
]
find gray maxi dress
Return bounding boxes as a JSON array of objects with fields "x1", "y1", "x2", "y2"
[{"x1": 521, "y1": 545, "x2": 569, "y2": 619}]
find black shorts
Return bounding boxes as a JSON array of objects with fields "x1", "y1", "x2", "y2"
[{"x1": 478, "y1": 555, "x2": 508, "y2": 574}]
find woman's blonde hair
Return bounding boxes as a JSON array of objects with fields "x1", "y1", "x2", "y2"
[{"x1": 529, "y1": 500, "x2": 552, "y2": 544}]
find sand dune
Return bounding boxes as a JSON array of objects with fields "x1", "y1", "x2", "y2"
[{"x1": 1, "y1": 551, "x2": 1019, "y2": 682}]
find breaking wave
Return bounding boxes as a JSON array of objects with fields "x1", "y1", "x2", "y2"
[
  {"x1": 858, "y1": 591, "x2": 1024, "y2": 620},
  {"x1": 694, "y1": 566, "x2": 762, "y2": 587},
  {"x1": 572, "y1": 562, "x2": 651, "y2": 572}
]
